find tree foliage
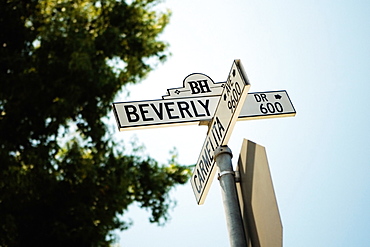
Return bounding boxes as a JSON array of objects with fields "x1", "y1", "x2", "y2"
[{"x1": 0, "y1": 0, "x2": 190, "y2": 246}]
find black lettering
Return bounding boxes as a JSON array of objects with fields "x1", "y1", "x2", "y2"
[
  {"x1": 199, "y1": 159, "x2": 208, "y2": 179},
  {"x1": 164, "y1": 102, "x2": 179, "y2": 119},
  {"x1": 196, "y1": 167, "x2": 204, "y2": 188},
  {"x1": 191, "y1": 101, "x2": 205, "y2": 117},
  {"x1": 211, "y1": 122, "x2": 221, "y2": 146},
  {"x1": 150, "y1": 103, "x2": 164, "y2": 120},
  {"x1": 177, "y1": 101, "x2": 192, "y2": 118},
  {"x1": 261, "y1": 93, "x2": 268, "y2": 102},
  {"x1": 193, "y1": 174, "x2": 201, "y2": 193},
  {"x1": 215, "y1": 116, "x2": 225, "y2": 139},
  {"x1": 138, "y1": 104, "x2": 154, "y2": 121},
  {"x1": 267, "y1": 103, "x2": 275, "y2": 113},
  {"x1": 124, "y1": 105, "x2": 139, "y2": 122},
  {"x1": 198, "y1": 99, "x2": 211, "y2": 116},
  {"x1": 201, "y1": 150, "x2": 211, "y2": 172},
  {"x1": 208, "y1": 135, "x2": 215, "y2": 151},
  {"x1": 254, "y1": 94, "x2": 261, "y2": 102},
  {"x1": 275, "y1": 102, "x2": 283, "y2": 112},
  {"x1": 188, "y1": 81, "x2": 201, "y2": 94},
  {"x1": 234, "y1": 82, "x2": 241, "y2": 95},
  {"x1": 188, "y1": 80, "x2": 211, "y2": 94},
  {"x1": 197, "y1": 80, "x2": 211, "y2": 93},
  {"x1": 205, "y1": 140, "x2": 214, "y2": 164}
]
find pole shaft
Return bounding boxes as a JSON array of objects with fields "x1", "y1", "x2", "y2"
[{"x1": 214, "y1": 146, "x2": 247, "y2": 247}]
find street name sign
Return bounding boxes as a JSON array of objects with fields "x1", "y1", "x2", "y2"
[
  {"x1": 239, "y1": 90, "x2": 295, "y2": 120},
  {"x1": 112, "y1": 91, "x2": 295, "y2": 131},
  {"x1": 112, "y1": 59, "x2": 296, "y2": 205},
  {"x1": 190, "y1": 60, "x2": 251, "y2": 205},
  {"x1": 113, "y1": 96, "x2": 220, "y2": 130}
]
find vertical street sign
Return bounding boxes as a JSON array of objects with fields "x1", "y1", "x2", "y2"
[{"x1": 191, "y1": 60, "x2": 251, "y2": 205}]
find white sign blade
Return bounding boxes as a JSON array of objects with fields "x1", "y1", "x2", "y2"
[
  {"x1": 112, "y1": 90, "x2": 295, "y2": 131},
  {"x1": 191, "y1": 60, "x2": 251, "y2": 205},
  {"x1": 112, "y1": 96, "x2": 220, "y2": 131},
  {"x1": 240, "y1": 90, "x2": 296, "y2": 120}
]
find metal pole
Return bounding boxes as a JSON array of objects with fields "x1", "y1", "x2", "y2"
[{"x1": 214, "y1": 145, "x2": 247, "y2": 247}]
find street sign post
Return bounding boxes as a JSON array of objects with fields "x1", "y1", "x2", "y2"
[
  {"x1": 190, "y1": 60, "x2": 250, "y2": 205},
  {"x1": 112, "y1": 59, "x2": 295, "y2": 246}
]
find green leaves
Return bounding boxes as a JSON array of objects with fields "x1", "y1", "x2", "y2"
[{"x1": 0, "y1": 0, "x2": 190, "y2": 246}]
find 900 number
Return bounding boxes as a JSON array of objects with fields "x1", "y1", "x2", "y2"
[{"x1": 260, "y1": 102, "x2": 283, "y2": 114}]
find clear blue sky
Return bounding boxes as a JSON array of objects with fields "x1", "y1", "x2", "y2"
[{"x1": 112, "y1": 0, "x2": 370, "y2": 246}]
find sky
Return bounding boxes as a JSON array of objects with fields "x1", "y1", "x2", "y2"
[{"x1": 110, "y1": 0, "x2": 370, "y2": 246}]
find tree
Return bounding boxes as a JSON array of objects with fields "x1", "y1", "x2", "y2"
[{"x1": 0, "y1": 0, "x2": 190, "y2": 246}]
